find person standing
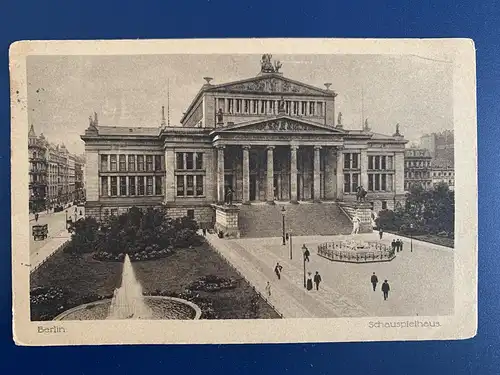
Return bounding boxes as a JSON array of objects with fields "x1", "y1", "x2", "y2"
[
  {"x1": 35, "y1": 213, "x2": 39, "y2": 222},
  {"x1": 306, "y1": 272, "x2": 313, "y2": 291},
  {"x1": 274, "y1": 263, "x2": 283, "y2": 280},
  {"x1": 379, "y1": 227, "x2": 384, "y2": 239},
  {"x1": 399, "y1": 239, "x2": 404, "y2": 252},
  {"x1": 391, "y1": 239, "x2": 396, "y2": 252},
  {"x1": 371, "y1": 272, "x2": 378, "y2": 291},
  {"x1": 381, "y1": 280, "x2": 390, "y2": 300},
  {"x1": 265, "y1": 281, "x2": 272, "y2": 297},
  {"x1": 313, "y1": 271, "x2": 322, "y2": 290},
  {"x1": 303, "y1": 246, "x2": 310, "y2": 262},
  {"x1": 202, "y1": 228, "x2": 207, "y2": 236}
]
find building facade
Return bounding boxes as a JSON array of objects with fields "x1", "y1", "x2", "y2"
[
  {"x1": 74, "y1": 155, "x2": 86, "y2": 201},
  {"x1": 420, "y1": 130, "x2": 454, "y2": 167},
  {"x1": 82, "y1": 58, "x2": 408, "y2": 228},
  {"x1": 404, "y1": 147, "x2": 432, "y2": 191},
  {"x1": 29, "y1": 124, "x2": 83, "y2": 211},
  {"x1": 431, "y1": 163, "x2": 455, "y2": 191}
]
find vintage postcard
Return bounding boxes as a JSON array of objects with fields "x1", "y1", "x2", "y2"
[{"x1": 10, "y1": 38, "x2": 477, "y2": 346}]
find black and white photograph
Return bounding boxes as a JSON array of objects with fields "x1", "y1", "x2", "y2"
[{"x1": 10, "y1": 39, "x2": 477, "y2": 345}]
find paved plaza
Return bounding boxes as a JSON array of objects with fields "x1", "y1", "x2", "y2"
[{"x1": 207, "y1": 232, "x2": 454, "y2": 318}]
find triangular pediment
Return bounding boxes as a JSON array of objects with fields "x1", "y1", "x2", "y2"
[
  {"x1": 214, "y1": 116, "x2": 346, "y2": 134},
  {"x1": 208, "y1": 74, "x2": 334, "y2": 97}
]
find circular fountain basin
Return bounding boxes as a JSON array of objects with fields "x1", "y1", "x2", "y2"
[{"x1": 54, "y1": 296, "x2": 202, "y2": 321}]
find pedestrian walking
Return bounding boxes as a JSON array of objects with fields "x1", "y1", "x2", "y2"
[
  {"x1": 306, "y1": 272, "x2": 313, "y2": 291},
  {"x1": 303, "y1": 246, "x2": 310, "y2": 262},
  {"x1": 202, "y1": 228, "x2": 207, "y2": 236},
  {"x1": 35, "y1": 213, "x2": 39, "y2": 222},
  {"x1": 313, "y1": 271, "x2": 322, "y2": 290},
  {"x1": 391, "y1": 239, "x2": 396, "y2": 252},
  {"x1": 371, "y1": 272, "x2": 378, "y2": 291},
  {"x1": 265, "y1": 281, "x2": 272, "y2": 297},
  {"x1": 381, "y1": 280, "x2": 390, "y2": 301},
  {"x1": 274, "y1": 263, "x2": 283, "y2": 280},
  {"x1": 379, "y1": 227, "x2": 384, "y2": 239}
]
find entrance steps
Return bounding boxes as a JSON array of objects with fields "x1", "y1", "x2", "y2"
[{"x1": 238, "y1": 202, "x2": 352, "y2": 238}]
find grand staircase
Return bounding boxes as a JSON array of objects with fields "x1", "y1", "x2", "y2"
[{"x1": 238, "y1": 202, "x2": 352, "y2": 238}]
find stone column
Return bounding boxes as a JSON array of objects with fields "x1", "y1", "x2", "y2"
[
  {"x1": 313, "y1": 145, "x2": 322, "y2": 202},
  {"x1": 126, "y1": 176, "x2": 129, "y2": 196},
  {"x1": 290, "y1": 145, "x2": 298, "y2": 203},
  {"x1": 336, "y1": 148, "x2": 344, "y2": 200},
  {"x1": 360, "y1": 149, "x2": 368, "y2": 190},
  {"x1": 217, "y1": 146, "x2": 225, "y2": 203},
  {"x1": 164, "y1": 149, "x2": 175, "y2": 203},
  {"x1": 242, "y1": 145, "x2": 250, "y2": 204},
  {"x1": 107, "y1": 176, "x2": 111, "y2": 196},
  {"x1": 266, "y1": 146, "x2": 275, "y2": 203}
]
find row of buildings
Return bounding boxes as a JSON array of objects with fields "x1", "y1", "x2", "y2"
[
  {"x1": 28, "y1": 124, "x2": 85, "y2": 213},
  {"x1": 403, "y1": 130, "x2": 455, "y2": 191}
]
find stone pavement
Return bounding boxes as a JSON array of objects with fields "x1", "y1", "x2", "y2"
[
  {"x1": 30, "y1": 229, "x2": 72, "y2": 272},
  {"x1": 207, "y1": 231, "x2": 454, "y2": 318}
]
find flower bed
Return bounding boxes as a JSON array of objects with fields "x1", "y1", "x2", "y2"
[
  {"x1": 92, "y1": 245, "x2": 175, "y2": 262},
  {"x1": 187, "y1": 275, "x2": 238, "y2": 292}
]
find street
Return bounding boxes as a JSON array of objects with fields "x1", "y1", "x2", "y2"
[{"x1": 29, "y1": 205, "x2": 83, "y2": 255}]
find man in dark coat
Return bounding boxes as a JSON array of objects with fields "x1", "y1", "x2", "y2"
[
  {"x1": 313, "y1": 271, "x2": 322, "y2": 290},
  {"x1": 303, "y1": 246, "x2": 310, "y2": 262},
  {"x1": 381, "y1": 280, "x2": 390, "y2": 300},
  {"x1": 391, "y1": 239, "x2": 396, "y2": 252},
  {"x1": 274, "y1": 263, "x2": 283, "y2": 280},
  {"x1": 379, "y1": 227, "x2": 384, "y2": 239},
  {"x1": 371, "y1": 272, "x2": 378, "y2": 291},
  {"x1": 399, "y1": 239, "x2": 404, "y2": 252}
]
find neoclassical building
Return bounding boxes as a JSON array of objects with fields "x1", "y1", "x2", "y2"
[{"x1": 82, "y1": 56, "x2": 407, "y2": 234}]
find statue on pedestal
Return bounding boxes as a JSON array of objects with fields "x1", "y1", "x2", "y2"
[
  {"x1": 337, "y1": 112, "x2": 343, "y2": 126},
  {"x1": 393, "y1": 123, "x2": 402, "y2": 137},
  {"x1": 351, "y1": 214, "x2": 360, "y2": 235},
  {"x1": 278, "y1": 96, "x2": 286, "y2": 113},
  {"x1": 356, "y1": 186, "x2": 367, "y2": 202},
  {"x1": 261, "y1": 54, "x2": 274, "y2": 73}
]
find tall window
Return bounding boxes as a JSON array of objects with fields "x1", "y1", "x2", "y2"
[
  {"x1": 186, "y1": 175, "x2": 194, "y2": 196},
  {"x1": 110, "y1": 155, "x2": 117, "y2": 172},
  {"x1": 176, "y1": 153, "x2": 184, "y2": 169},
  {"x1": 119, "y1": 177, "x2": 127, "y2": 195},
  {"x1": 137, "y1": 177, "x2": 145, "y2": 195},
  {"x1": 101, "y1": 177, "x2": 108, "y2": 196},
  {"x1": 176, "y1": 176, "x2": 185, "y2": 196},
  {"x1": 129, "y1": 177, "x2": 136, "y2": 196},
  {"x1": 137, "y1": 155, "x2": 144, "y2": 171},
  {"x1": 186, "y1": 153, "x2": 194, "y2": 169},
  {"x1": 195, "y1": 153, "x2": 203, "y2": 169},
  {"x1": 101, "y1": 155, "x2": 108, "y2": 172},
  {"x1": 344, "y1": 173, "x2": 359, "y2": 193},
  {"x1": 317, "y1": 102, "x2": 323, "y2": 116},
  {"x1": 146, "y1": 155, "x2": 153, "y2": 171},
  {"x1": 155, "y1": 177, "x2": 162, "y2": 195},
  {"x1": 344, "y1": 153, "x2": 360, "y2": 170},
  {"x1": 146, "y1": 176, "x2": 153, "y2": 195},
  {"x1": 154, "y1": 155, "x2": 162, "y2": 171},
  {"x1": 110, "y1": 177, "x2": 117, "y2": 196},
  {"x1": 196, "y1": 176, "x2": 204, "y2": 195},
  {"x1": 260, "y1": 100, "x2": 266, "y2": 114},
  {"x1": 309, "y1": 101, "x2": 315, "y2": 116},
  {"x1": 119, "y1": 155, "x2": 126, "y2": 171},
  {"x1": 128, "y1": 155, "x2": 135, "y2": 171}
]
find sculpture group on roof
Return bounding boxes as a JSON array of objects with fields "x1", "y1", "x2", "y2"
[{"x1": 260, "y1": 54, "x2": 282, "y2": 73}]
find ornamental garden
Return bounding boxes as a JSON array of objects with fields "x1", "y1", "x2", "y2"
[{"x1": 30, "y1": 207, "x2": 280, "y2": 321}]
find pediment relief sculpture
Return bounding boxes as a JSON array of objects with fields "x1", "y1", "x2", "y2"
[{"x1": 212, "y1": 77, "x2": 326, "y2": 96}]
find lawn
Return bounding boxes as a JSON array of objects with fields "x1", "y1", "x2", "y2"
[
  {"x1": 30, "y1": 240, "x2": 281, "y2": 321},
  {"x1": 385, "y1": 231, "x2": 454, "y2": 248}
]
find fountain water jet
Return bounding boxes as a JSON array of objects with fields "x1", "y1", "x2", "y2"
[{"x1": 107, "y1": 254, "x2": 153, "y2": 320}]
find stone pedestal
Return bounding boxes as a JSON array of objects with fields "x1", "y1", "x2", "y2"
[
  {"x1": 338, "y1": 202, "x2": 373, "y2": 233},
  {"x1": 211, "y1": 204, "x2": 240, "y2": 238}
]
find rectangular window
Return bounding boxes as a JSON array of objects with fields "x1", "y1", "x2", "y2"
[
  {"x1": 110, "y1": 155, "x2": 117, "y2": 172},
  {"x1": 309, "y1": 102, "x2": 315, "y2": 116},
  {"x1": 195, "y1": 153, "x2": 203, "y2": 169},
  {"x1": 351, "y1": 173, "x2": 359, "y2": 193},
  {"x1": 146, "y1": 155, "x2": 153, "y2": 171},
  {"x1": 101, "y1": 177, "x2": 108, "y2": 196},
  {"x1": 260, "y1": 100, "x2": 266, "y2": 114},
  {"x1": 374, "y1": 156, "x2": 380, "y2": 170},
  {"x1": 120, "y1": 176, "x2": 127, "y2": 196},
  {"x1": 186, "y1": 175, "x2": 194, "y2": 196},
  {"x1": 129, "y1": 177, "x2": 136, "y2": 196},
  {"x1": 146, "y1": 176, "x2": 153, "y2": 195},
  {"x1": 119, "y1": 155, "x2": 126, "y2": 171},
  {"x1": 351, "y1": 154, "x2": 359, "y2": 169},
  {"x1": 137, "y1": 155, "x2": 145, "y2": 171},
  {"x1": 381, "y1": 156, "x2": 386, "y2": 170},
  {"x1": 155, "y1": 176, "x2": 162, "y2": 195},
  {"x1": 186, "y1": 153, "x2": 194, "y2": 170},
  {"x1": 368, "y1": 156, "x2": 374, "y2": 170},
  {"x1": 344, "y1": 154, "x2": 351, "y2": 169},
  {"x1": 381, "y1": 174, "x2": 387, "y2": 191},
  {"x1": 110, "y1": 176, "x2": 117, "y2": 196},
  {"x1": 138, "y1": 177, "x2": 145, "y2": 195},
  {"x1": 387, "y1": 156, "x2": 393, "y2": 170},
  {"x1": 176, "y1": 176, "x2": 185, "y2": 196},
  {"x1": 196, "y1": 176, "x2": 204, "y2": 196},
  {"x1": 154, "y1": 155, "x2": 162, "y2": 171},
  {"x1": 176, "y1": 153, "x2": 184, "y2": 170},
  {"x1": 368, "y1": 174, "x2": 374, "y2": 191},
  {"x1": 344, "y1": 173, "x2": 351, "y2": 193},
  {"x1": 375, "y1": 174, "x2": 380, "y2": 191},
  {"x1": 100, "y1": 155, "x2": 108, "y2": 172},
  {"x1": 382, "y1": 201, "x2": 387, "y2": 210},
  {"x1": 187, "y1": 209, "x2": 195, "y2": 220},
  {"x1": 128, "y1": 155, "x2": 135, "y2": 171}
]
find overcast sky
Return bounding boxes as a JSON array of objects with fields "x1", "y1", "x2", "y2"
[{"x1": 27, "y1": 53, "x2": 453, "y2": 155}]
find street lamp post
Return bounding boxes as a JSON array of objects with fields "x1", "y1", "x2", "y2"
[
  {"x1": 65, "y1": 210, "x2": 68, "y2": 230},
  {"x1": 281, "y1": 206, "x2": 286, "y2": 246},
  {"x1": 302, "y1": 244, "x2": 307, "y2": 288},
  {"x1": 289, "y1": 229, "x2": 293, "y2": 260},
  {"x1": 410, "y1": 223, "x2": 414, "y2": 252}
]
